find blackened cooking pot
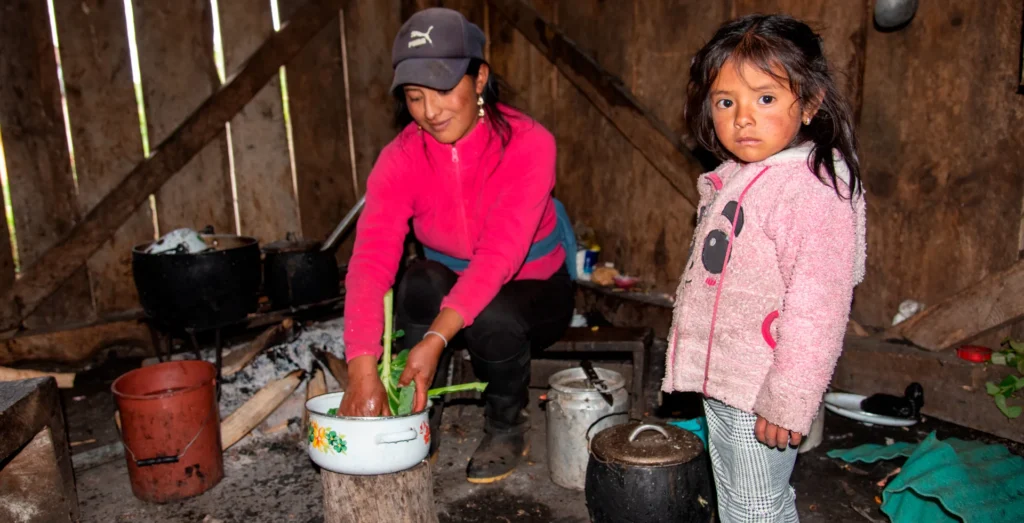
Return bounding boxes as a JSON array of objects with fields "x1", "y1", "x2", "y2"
[
  {"x1": 132, "y1": 233, "x2": 262, "y2": 331},
  {"x1": 262, "y1": 236, "x2": 340, "y2": 310},
  {"x1": 585, "y1": 422, "x2": 713, "y2": 523},
  {"x1": 261, "y1": 195, "x2": 364, "y2": 310}
]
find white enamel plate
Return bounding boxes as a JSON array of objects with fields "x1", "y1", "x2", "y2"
[{"x1": 823, "y1": 392, "x2": 919, "y2": 427}]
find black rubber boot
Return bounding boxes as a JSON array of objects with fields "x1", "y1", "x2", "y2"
[
  {"x1": 466, "y1": 415, "x2": 529, "y2": 483},
  {"x1": 466, "y1": 351, "x2": 531, "y2": 483}
]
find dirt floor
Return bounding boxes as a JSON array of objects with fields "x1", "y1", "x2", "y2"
[{"x1": 63, "y1": 353, "x2": 1022, "y2": 523}]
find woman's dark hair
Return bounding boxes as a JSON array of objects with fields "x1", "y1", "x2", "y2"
[
  {"x1": 393, "y1": 59, "x2": 518, "y2": 149},
  {"x1": 685, "y1": 14, "x2": 862, "y2": 198}
]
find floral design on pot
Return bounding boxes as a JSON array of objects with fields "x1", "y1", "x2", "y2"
[
  {"x1": 419, "y1": 420, "x2": 430, "y2": 444},
  {"x1": 309, "y1": 420, "x2": 347, "y2": 454}
]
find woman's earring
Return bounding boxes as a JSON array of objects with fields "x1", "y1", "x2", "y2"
[
  {"x1": 803, "y1": 116, "x2": 811, "y2": 125},
  {"x1": 477, "y1": 95, "x2": 485, "y2": 118}
]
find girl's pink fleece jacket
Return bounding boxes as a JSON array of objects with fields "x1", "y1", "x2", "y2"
[
  {"x1": 662, "y1": 143, "x2": 867, "y2": 435},
  {"x1": 343, "y1": 107, "x2": 564, "y2": 362}
]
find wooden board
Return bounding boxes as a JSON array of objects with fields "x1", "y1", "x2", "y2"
[
  {"x1": 833, "y1": 337, "x2": 1023, "y2": 444},
  {"x1": 343, "y1": 0, "x2": 403, "y2": 193},
  {"x1": 53, "y1": 0, "x2": 152, "y2": 317},
  {"x1": 221, "y1": 369, "x2": 304, "y2": 449},
  {"x1": 0, "y1": 184, "x2": 12, "y2": 301},
  {"x1": 0, "y1": 427, "x2": 76, "y2": 522},
  {"x1": 884, "y1": 259, "x2": 1024, "y2": 351},
  {"x1": 133, "y1": 0, "x2": 234, "y2": 235},
  {"x1": 0, "y1": 0, "x2": 348, "y2": 332},
  {"x1": 219, "y1": 0, "x2": 300, "y2": 244},
  {"x1": 279, "y1": 0, "x2": 359, "y2": 262},
  {"x1": 0, "y1": 378, "x2": 78, "y2": 522},
  {"x1": 0, "y1": 313, "x2": 152, "y2": 366},
  {"x1": 0, "y1": 0, "x2": 94, "y2": 328},
  {"x1": 853, "y1": 0, "x2": 1024, "y2": 331}
]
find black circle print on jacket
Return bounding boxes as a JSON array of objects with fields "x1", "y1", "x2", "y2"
[{"x1": 701, "y1": 201, "x2": 744, "y2": 275}]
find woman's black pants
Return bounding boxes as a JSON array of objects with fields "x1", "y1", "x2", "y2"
[{"x1": 395, "y1": 260, "x2": 574, "y2": 446}]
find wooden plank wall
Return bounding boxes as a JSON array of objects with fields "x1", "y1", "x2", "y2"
[
  {"x1": 220, "y1": 0, "x2": 300, "y2": 245},
  {"x1": 484, "y1": 0, "x2": 1024, "y2": 341},
  {"x1": 854, "y1": 0, "x2": 1024, "y2": 340},
  {"x1": 54, "y1": 0, "x2": 151, "y2": 318},
  {"x1": 133, "y1": 0, "x2": 234, "y2": 237},
  {"x1": 279, "y1": 0, "x2": 360, "y2": 262},
  {"x1": 481, "y1": 1, "x2": 870, "y2": 294},
  {"x1": 0, "y1": 0, "x2": 402, "y2": 336},
  {"x1": 0, "y1": 0, "x2": 94, "y2": 329},
  {"x1": 0, "y1": 0, "x2": 1022, "y2": 349}
]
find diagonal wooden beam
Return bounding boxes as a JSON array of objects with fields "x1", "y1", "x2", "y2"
[
  {"x1": 883, "y1": 259, "x2": 1024, "y2": 351},
  {"x1": 0, "y1": 0, "x2": 348, "y2": 332},
  {"x1": 487, "y1": 0, "x2": 703, "y2": 208}
]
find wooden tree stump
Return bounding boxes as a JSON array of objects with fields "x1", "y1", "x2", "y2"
[{"x1": 322, "y1": 460, "x2": 438, "y2": 523}]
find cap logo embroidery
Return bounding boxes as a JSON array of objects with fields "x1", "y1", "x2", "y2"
[{"x1": 408, "y1": 26, "x2": 434, "y2": 48}]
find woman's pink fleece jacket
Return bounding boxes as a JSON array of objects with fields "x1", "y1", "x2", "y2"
[
  {"x1": 343, "y1": 108, "x2": 563, "y2": 363},
  {"x1": 662, "y1": 143, "x2": 867, "y2": 435}
]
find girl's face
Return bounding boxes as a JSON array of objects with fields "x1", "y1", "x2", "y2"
[
  {"x1": 709, "y1": 58, "x2": 815, "y2": 163},
  {"x1": 403, "y1": 64, "x2": 489, "y2": 144}
]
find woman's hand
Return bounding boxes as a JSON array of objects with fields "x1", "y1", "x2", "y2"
[
  {"x1": 397, "y1": 335, "x2": 445, "y2": 414},
  {"x1": 339, "y1": 355, "x2": 390, "y2": 417},
  {"x1": 754, "y1": 415, "x2": 803, "y2": 450}
]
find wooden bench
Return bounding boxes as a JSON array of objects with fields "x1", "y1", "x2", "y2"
[
  {"x1": 0, "y1": 377, "x2": 79, "y2": 522},
  {"x1": 542, "y1": 326, "x2": 655, "y2": 421}
]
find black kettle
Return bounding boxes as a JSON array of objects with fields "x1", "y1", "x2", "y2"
[{"x1": 585, "y1": 422, "x2": 713, "y2": 523}]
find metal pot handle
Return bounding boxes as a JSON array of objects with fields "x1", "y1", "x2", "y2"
[
  {"x1": 628, "y1": 424, "x2": 669, "y2": 443},
  {"x1": 375, "y1": 428, "x2": 418, "y2": 445}
]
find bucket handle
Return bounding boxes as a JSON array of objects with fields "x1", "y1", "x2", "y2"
[
  {"x1": 375, "y1": 428, "x2": 418, "y2": 445},
  {"x1": 628, "y1": 424, "x2": 669, "y2": 443},
  {"x1": 118, "y1": 406, "x2": 216, "y2": 467}
]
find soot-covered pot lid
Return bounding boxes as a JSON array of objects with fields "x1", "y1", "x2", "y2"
[{"x1": 590, "y1": 422, "x2": 704, "y2": 467}]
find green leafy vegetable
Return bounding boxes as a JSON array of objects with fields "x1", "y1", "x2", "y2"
[
  {"x1": 398, "y1": 381, "x2": 416, "y2": 416},
  {"x1": 375, "y1": 289, "x2": 487, "y2": 417},
  {"x1": 985, "y1": 341, "x2": 1024, "y2": 419}
]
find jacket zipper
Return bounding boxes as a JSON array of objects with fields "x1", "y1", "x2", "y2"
[
  {"x1": 452, "y1": 145, "x2": 471, "y2": 257},
  {"x1": 701, "y1": 166, "x2": 770, "y2": 395}
]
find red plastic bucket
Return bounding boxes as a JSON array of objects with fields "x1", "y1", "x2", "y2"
[{"x1": 112, "y1": 360, "x2": 223, "y2": 503}]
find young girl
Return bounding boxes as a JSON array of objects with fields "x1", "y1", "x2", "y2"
[{"x1": 663, "y1": 14, "x2": 866, "y2": 522}]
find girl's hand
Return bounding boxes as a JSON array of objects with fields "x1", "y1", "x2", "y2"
[
  {"x1": 397, "y1": 336, "x2": 445, "y2": 414},
  {"x1": 339, "y1": 355, "x2": 390, "y2": 417},
  {"x1": 754, "y1": 415, "x2": 803, "y2": 450}
]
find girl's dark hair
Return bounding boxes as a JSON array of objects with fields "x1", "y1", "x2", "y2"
[
  {"x1": 393, "y1": 59, "x2": 517, "y2": 149},
  {"x1": 685, "y1": 14, "x2": 862, "y2": 198}
]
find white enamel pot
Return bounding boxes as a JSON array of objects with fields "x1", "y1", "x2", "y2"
[{"x1": 304, "y1": 392, "x2": 432, "y2": 475}]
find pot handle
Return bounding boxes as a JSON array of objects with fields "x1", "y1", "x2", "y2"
[
  {"x1": 628, "y1": 424, "x2": 669, "y2": 443},
  {"x1": 375, "y1": 428, "x2": 418, "y2": 445}
]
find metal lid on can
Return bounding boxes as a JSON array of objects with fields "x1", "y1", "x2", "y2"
[{"x1": 589, "y1": 422, "x2": 704, "y2": 467}]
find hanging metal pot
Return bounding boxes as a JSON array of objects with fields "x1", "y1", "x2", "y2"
[{"x1": 585, "y1": 422, "x2": 713, "y2": 523}]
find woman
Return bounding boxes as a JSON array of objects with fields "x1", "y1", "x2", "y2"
[{"x1": 339, "y1": 7, "x2": 575, "y2": 484}]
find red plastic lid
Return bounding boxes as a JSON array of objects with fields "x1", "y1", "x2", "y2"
[{"x1": 956, "y1": 345, "x2": 992, "y2": 363}]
